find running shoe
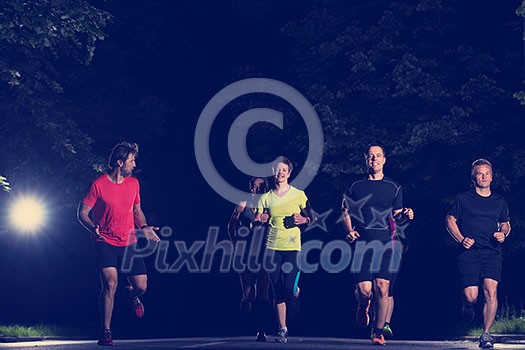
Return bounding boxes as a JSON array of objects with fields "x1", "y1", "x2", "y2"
[
  {"x1": 97, "y1": 329, "x2": 114, "y2": 346},
  {"x1": 256, "y1": 331, "x2": 267, "y2": 342},
  {"x1": 371, "y1": 332, "x2": 386, "y2": 346},
  {"x1": 462, "y1": 302, "x2": 475, "y2": 322},
  {"x1": 125, "y1": 285, "x2": 145, "y2": 319},
  {"x1": 276, "y1": 328, "x2": 288, "y2": 343},
  {"x1": 355, "y1": 300, "x2": 371, "y2": 328},
  {"x1": 383, "y1": 323, "x2": 393, "y2": 338},
  {"x1": 479, "y1": 332, "x2": 494, "y2": 348}
]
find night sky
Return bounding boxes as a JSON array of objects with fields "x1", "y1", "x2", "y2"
[{"x1": 1, "y1": 0, "x2": 524, "y2": 340}]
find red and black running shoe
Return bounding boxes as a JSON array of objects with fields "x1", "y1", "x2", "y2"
[
  {"x1": 97, "y1": 329, "x2": 114, "y2": 346},
  {"x1": 125, "y1": 286, "x2": 145, "y2": 319}
]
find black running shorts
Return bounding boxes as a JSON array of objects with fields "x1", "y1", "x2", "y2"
[
  {"x1": 94, "y1": 241, "x2": 147, "y2": 276},
  {"x1": 457, "y1": 249, "x2": 502, "y2": 288},
  {"x1": 352, "y1": 242, "x2": 402, "y2": 284}
]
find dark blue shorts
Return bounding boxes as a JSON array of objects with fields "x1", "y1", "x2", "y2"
[
  {"x1": 457, "y1": 249, "x2": 502, "y2": 288},
  {"x1": 352, "y1": 240, "x2": 403, "y2": 284},
  {"x1": 94, "y1": 241, "x2": 147, "y2": 276}
]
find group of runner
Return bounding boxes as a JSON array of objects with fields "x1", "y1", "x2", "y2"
[
  {"x1": 78, "y1": 142, "x2": 510, "y2": 349},
  {"x1": 227, "y1": 146, "x2": 508, "y2": 349}
]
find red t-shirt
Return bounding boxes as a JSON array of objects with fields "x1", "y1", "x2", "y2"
[{"x1": 82, "y1": 174, "x2": 140, "y2": 246}]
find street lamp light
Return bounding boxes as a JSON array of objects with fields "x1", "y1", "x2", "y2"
[{"x1": 9, "y1": 196, "x2": 46, "y2": 233}]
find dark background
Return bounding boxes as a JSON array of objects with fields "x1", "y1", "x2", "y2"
[{"x1": 0, "y1": 0, "x2": 524, "y2": 340}]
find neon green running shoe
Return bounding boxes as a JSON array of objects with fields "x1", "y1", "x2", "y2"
[{"x1": 383, "y1": 324, "x2": 393, "y2": 338}]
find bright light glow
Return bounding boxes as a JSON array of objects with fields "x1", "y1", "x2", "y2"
[{"x1": 9, "y1": 197, "x2": 46, "y2": 233}]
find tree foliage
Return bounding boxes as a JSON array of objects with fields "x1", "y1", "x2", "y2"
[
  {"x1": 0, "y1": 0, "x2": 111, "y2": 201},
  {"x1": 236, "y1": 0, "x2": 525, "y2": 252},
  {"x1": 0, "y1": 175, "x2": 10, "y2": 192}
]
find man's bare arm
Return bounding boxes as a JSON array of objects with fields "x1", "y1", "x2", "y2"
[
  {"x1": 342, "y1": 208, "x2": 359, "y2": 242},
  {"x1": 493, "y1": 221, "x2": 511, "y2": 243},
  {"x1": 446, "y1": 214, "x2": 474, "y2": 249},
  {"x1": 77, "y1": 202, "x2": 104, "y2": 240},
  {"x1": 134, "y1": 203, "x2": 160, "y2": 242}
]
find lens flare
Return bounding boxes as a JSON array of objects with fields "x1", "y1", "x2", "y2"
[{"x1": 9, "y1": 197, "x2": 46, "y2": 232}]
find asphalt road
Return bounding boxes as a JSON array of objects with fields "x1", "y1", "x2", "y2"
[{"x1": 1, "y1": 337, "x2": 525, "y2": 350}]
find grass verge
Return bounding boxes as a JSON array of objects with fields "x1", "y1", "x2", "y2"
[
  {"x1": 467, "y1": 300, "x2": 525, "y2": 335},
  {"x1": 467, "y1": 318, "x2": 525, "y2": 336},
  {"x1": 0, "y1": 324, "x2": 75, "y2": 337}
]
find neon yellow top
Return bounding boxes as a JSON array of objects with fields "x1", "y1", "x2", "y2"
[{"x1": 257, "y1": 186, "x2": 308, "y2": 251}]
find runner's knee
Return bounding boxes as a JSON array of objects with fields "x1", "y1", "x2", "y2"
[
  {"x1": 102, "y1": 278, "x2": 118, "y2": 294},
  {"x1": 355, "y1": 286, "x2": 372, "y2": 300},
  {"x1": 134, "y1": 281, "x2": 147, "y2": 295},
  {"x1": 464, "y1": 293, "x2": 477, "y2": 304},
  {"x1": 374, "y1": 280, "x2": 390, "y2": 298},
  {"x1": 483, "y1": 288, "x2": 497, "y2": 302}
]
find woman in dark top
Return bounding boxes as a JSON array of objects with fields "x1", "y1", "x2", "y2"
[{"x1": 228, "y1": 177, "x2": 272, "y2": 342}]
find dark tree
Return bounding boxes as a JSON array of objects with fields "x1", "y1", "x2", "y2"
[
  {"x1": 236, "y1": 0, "x2": 525, "y2": 252},
  {"x1": 0, "y1": 0, "x2": 112, "y2": 200}
]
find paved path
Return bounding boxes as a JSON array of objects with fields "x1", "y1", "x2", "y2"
[{"x1": 1, "y1": 336, "x2": 524, "y2": 350}]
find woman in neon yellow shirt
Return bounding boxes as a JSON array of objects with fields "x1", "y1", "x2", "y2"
[{"x1": 255, "y1": 156, "x2": 315, "y2": 343}]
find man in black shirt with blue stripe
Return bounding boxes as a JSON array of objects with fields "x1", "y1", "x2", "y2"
[{"x1": 446, "y1": 159, "x2": 510, "y2": 349}]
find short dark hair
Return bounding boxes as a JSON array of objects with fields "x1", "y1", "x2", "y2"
[
  {"x1": 108, "y1": 142, "x2": 139, "y2": 169},
  {"x1": 249, "y1": 177, "x2": 268, "y2": 193},
  {"x1": 364, "y1": 143, "x2": 387, "y2": 157},
  {"x1": 471, "y1": 158, "x2": 492, "y2": 180},
  {"x1": 272, "y1": 156, "x2": 294, "y2": 173}
]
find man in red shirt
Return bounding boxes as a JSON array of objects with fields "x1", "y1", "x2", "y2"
[{"x1": 78, "y1": 142, "x2": 160, "y2": 346}]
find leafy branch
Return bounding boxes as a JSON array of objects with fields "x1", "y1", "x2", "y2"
[{"x1": 0, "y1": 175, "x2": 11, "y2": 192}]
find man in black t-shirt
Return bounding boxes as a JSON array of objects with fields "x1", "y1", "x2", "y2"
[
  {"x1": 342, "y1": 144, "x2": 414, "y2": 346},
  {"x1": 446, "y1": 158, "x2": 510, "y2": 349}
]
